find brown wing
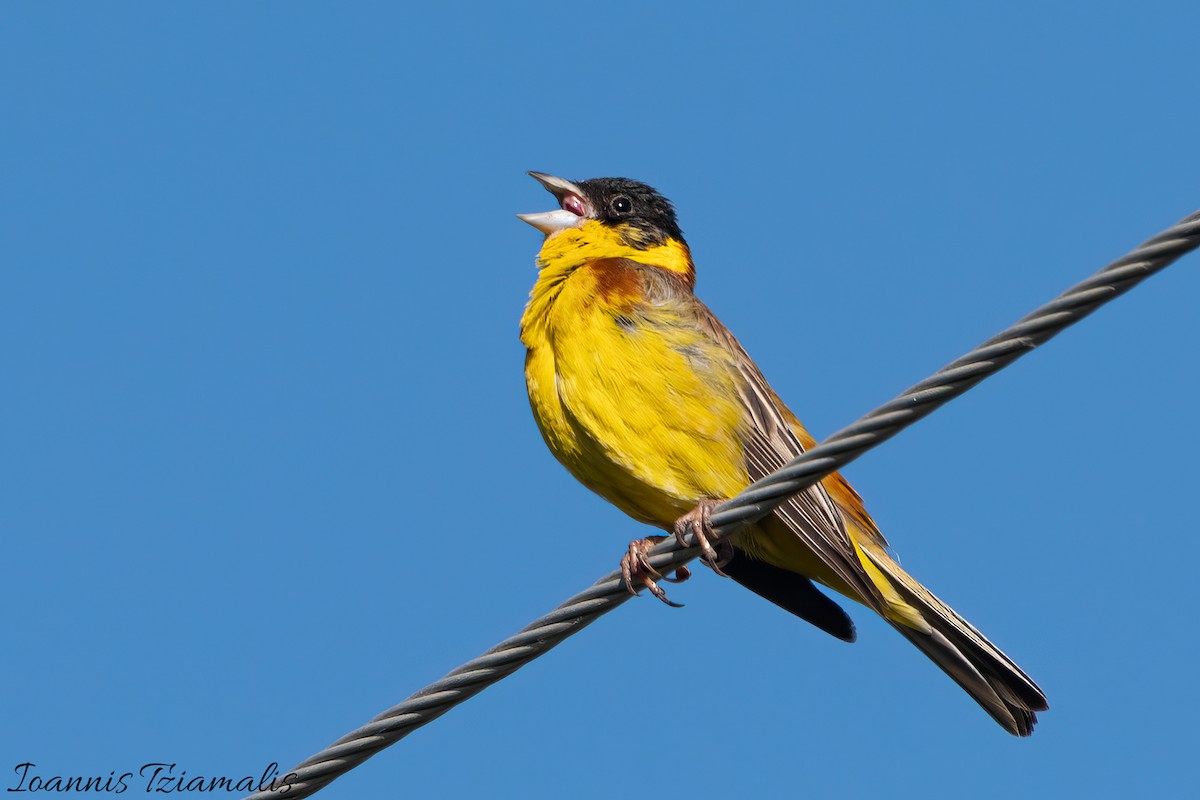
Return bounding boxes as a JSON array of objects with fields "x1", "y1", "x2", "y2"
[
  {"x1": 637, "y1": 264, "x2": 885, "y2": 611},
  {"x1": 774, "y1": 400, "x2": 891, "y2": 551}
]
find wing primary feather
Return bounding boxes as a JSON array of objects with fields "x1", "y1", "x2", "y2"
[{"x1": 722, "y1": 548, "x2": 857, "y2": 642}]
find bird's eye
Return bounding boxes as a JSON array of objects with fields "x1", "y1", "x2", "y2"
[{"x1": 611, "y1": 196, "x2": 632, "y2": 214}]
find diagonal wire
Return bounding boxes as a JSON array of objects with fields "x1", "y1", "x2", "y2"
[{"x1": 246, "y1": 209, "x2": 1200, "y2": 799}]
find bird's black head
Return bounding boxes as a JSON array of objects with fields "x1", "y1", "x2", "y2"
[
  {"x1": 574, "y1": 177, "x2": 684, "y2": 248},
  {"x1": 518, "y1": 172, "x2": 684, "y2": 249},
  {"x1": 518, "y1": 171, "x2": 696, "y2": 285}
]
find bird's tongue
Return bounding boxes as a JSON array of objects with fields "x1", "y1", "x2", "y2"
[{"x1": 561, "y1": 193, "x2": 587, "y2": 217}]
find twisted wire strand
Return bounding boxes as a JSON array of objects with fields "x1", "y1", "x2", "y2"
[{"x1": 248, "y1": 209, "x2": 1200, "y2": 800}]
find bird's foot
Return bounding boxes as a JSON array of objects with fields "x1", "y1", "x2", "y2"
[
  {"x1": 674, "y1": 499, "x2": 732, "y2": 577},
  {"x1": 621, "y1": 536, "x2": 691, "y2": 608}
]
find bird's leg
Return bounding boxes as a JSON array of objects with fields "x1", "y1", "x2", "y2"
[
  {"x1": 706, "y1": 539, "x2": 735, "y2": 572},
  {"x1": 621, "y1": 536, "x2": 691, "y2": 608},
  {"x1": 674, "y1": 499, "x2": 731, "y2": 577}
]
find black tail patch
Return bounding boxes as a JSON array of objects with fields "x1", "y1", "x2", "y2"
[{"x1": 723, "y1": 549, "x2": 856, "y2": 642}]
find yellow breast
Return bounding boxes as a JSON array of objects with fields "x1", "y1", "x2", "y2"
[{"x1": 520, "y1": 243, "x2": 750, "y2": 530}]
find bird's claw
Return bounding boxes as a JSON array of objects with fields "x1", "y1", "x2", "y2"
[
  {"x1": 621, "y1": 536, "x2": 689, "y2": 607},
  {"x1": 674, "y1": 499, "x2": 731, "y2": 578}
]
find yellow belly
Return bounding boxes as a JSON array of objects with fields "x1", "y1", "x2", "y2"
[{"x1": 523, "y1": 263, "x2": 750, "y2": 530}]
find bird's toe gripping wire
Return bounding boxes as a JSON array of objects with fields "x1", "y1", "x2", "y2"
[
  {"x1": 673, "y1": 499, "x2": 732, "y2": 578},
  {"x1": 620, "y1": 536, "x2": 692, "y2": 607}
]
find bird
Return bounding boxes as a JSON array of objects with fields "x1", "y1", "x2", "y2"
[{"x1": 516, "y1": 172, "x2": 1048, "y2": 735}]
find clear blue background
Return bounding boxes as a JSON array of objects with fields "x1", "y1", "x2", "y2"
[{"x1": 3, "y1": 3, "x2": 1198, "y2": 799}]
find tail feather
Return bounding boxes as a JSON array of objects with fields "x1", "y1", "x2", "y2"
[
  {"x1": 892, "y1": 621, "x2": 1039, "y2": 736},
  {"x1": 861, "y1": 544, "x2": 1048, "y2": 736}
]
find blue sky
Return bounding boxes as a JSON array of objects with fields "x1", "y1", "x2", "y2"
[{"x1": 3, "y1": 3, "x2": 1198, "y2": 799}]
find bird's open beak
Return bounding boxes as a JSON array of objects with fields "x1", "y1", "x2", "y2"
[{"x1": 517, "y1": 172, "x2": 591, "y2": 235}]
